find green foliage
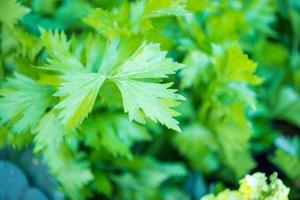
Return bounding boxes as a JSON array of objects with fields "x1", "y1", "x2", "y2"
[
  {"x1": 112, "y1": 157, "x2": 187, "y2": 200},
  {"x1": 271, "y1": 137, "x2": 300, "y2": 180},
  {"x1": 0, "y1": 0, "x2": 30, "y2": 28},
  {"x1": 0, "y1": 0, "x2": 299, "y2": 199},
  {"x1": 40, "y1": 28, "x2": 184, "y2": 131},
  {"x1": 83, "y1": 0, "x2": 188, "y2": 37},
  {"x1": 35, "y1": 110, "x2": 93, "y2": 199},
  {"x1": 0, "y1": 73, "x2": 54, "y2": 133},
  {"x1": 81, "y1": 114, "x2": 151, "y2": 158}
]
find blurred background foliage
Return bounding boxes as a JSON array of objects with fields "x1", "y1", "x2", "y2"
[{"x1": 0, "y1": 0, "x2": 300, "y2": 199}]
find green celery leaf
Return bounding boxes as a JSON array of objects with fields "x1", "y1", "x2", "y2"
[
  {"x1": 83, "y1": 0, "x2": 188, "y2": 37},
  {"x1": 82, "y1": 114, "x2": 151, "y2": 157},
  {"x1": 41, "y1": 29, "x2": 184, "y2": 131},
  {"x1": 143, "y1": 0, "x2": 188, "y2": 18},
  {"x1": 271, "y1": 149, "x2": 300, "y2": 180},
  {"x1": 0, "y1": 73, "x2": 54, "y2": 133},
  {"x1": 215, "y1": 45, "x2": 263, "y2": 85},
  {"x1": 34, "y1": 111, "x2": 64, "y2": 152},
  {"x1": 54, "y1": 73, "x2": 105, "y2": 129},
  {"x1": 40, "y1": 29, "x2": 85, "y2": 73},
  {"x1": 173, "y1": 124, "x2": 220, "y2": 173},
  {"x1": 115, "y1": 81, "x2": 183, "y2": 132},
  {"x1": 0, "y1": 0, "x2": 30, "y2": 27},
  {"x1": 272, "y1": 87, "x2": 300, "y2": 127},
  {"x1": 37, "y1": 116, "x2": 93, "y2": 200},
  {"x1": 110, "y1": 42, "x2": 185, "y2": 132},
  {"x1": 271, "y1": 137, "x2": 300, "y2": 180}
]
